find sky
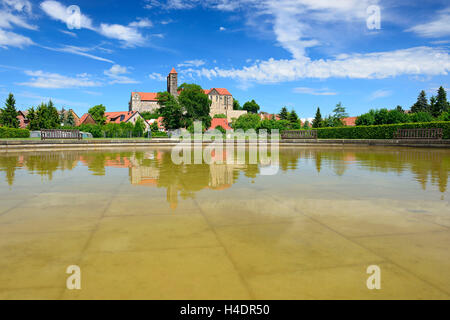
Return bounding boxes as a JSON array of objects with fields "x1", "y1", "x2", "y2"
[{"x1": 0, "y1": 0, "x2": 449, "y2": 119}]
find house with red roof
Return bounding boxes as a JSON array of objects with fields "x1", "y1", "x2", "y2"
[
  {"x1": 78, "y1": 113, "x2": 96, "y2": 126},
  {"x1": 105, "y1": 111, "x2": 150, "y2": 131}
]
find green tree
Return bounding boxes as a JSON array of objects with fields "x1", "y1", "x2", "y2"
[
  {"x1": 89, "y1": 104, "x2": 106, "y2": 125},
  {"x1": 141, "y1": 111, "x2": 160, "y2": 120},
  {"x1": 233, "y1": 99, "x2": 242, "y2": 111},
  {"x1": 178, "y1": 83, "x2": 212, "y2": 128},
  {"x1": 279, "y1": 107, "x2": 289, "y2": 120},
  {"x1": 233, "y1": 113, "x2": 261, "y2": 131},
  {"x1": 356, "y1": 110, "x2": 376, "y2": 126},
  {"x1": 0, "y1": 93, "x2": 19, "y2": 128},
  {"x1": 213, "y1": 114, "x2": 227, "y2": 118},
  {"x1": 158, "y1": 92, "x2": 184, "y2": 130},
  {"x1": 150, "y1": 121, "x2": 159, "y2": 133},
  {"x1": 302, "y1": 120, "x2": 310, "y2": 129},
  {"x1": 288, "y1": 109, "x2": 299, "y2": 123},
  {"x1": 242, "y1": 100, "x2": 260, "y2": 114},
  {"x1": 411, "y1": 90, "x2": 430, "y2": 114},
  {"x1": 35, "y1": 100, "x2": 60, "y2": 129},
  {"x1": 433, "y1": 86, "x2": 449, "y2": 117},
  {"x1": 27, "y1": 107, "x2": 39, "y2": 130},
  {"x1": 66, "y1": 110, "x2": 75, "y2": 127},
  {"x1": 312, "y1": 107, "x2": 323, "y2": 128},
  {"x1": 333, "y1": 102, "x2": 348, "y2": 119},
  {"x1": 408, "y1": 112, "x2": 433, "y2": 123},
  {"x1": 133, "y1": 118, "x2": 146, "y2": 137}
]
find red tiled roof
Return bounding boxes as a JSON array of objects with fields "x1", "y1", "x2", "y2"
[
  {"x1": 132, "y1": 92, "x2": 159, "y2": 101},
  {"x1": 342, "y1": 117, "x2": 357, "y2": 126},
  {"x1": 170, "y1": 68, "x2": 177, "y2": 74},
  {"x1": 208, "y1": 88, "x2": 231, "y2": 96},
  {"x1": 105, "y1": 111, "x2": 136, "y2": 124},
  {"x1": 209, "y1": 118, "x2": 232, "y2": 131},
  {"x1": 79, "y1": 113, "x2": 90, "y2": 123}
]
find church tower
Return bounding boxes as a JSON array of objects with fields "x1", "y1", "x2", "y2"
[{"x1": 167, "y1": 68, "x2": 178, "y2": 98}]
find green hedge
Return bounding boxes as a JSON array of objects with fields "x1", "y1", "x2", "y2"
[
  {"x1": 0, "y1": 127, "x2": 30, "y2": 138},
  {"x1": 314, "y1": 122, "x2": 450, "y2": 139}
]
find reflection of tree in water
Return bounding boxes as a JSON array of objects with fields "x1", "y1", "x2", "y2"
[
  {"x1": 308, "y1": 148, "x2": 450, "y2": 193},
  {"x1": 0, "y1": 155, "x2": 19, "y2": 186},
  {"x1": 0, "y1": 152, "x2": 82, "y2": 185}
]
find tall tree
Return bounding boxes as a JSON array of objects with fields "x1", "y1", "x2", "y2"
[
  {"x1": 27, "y1": 107, "x2": 39, "y2": 130},
  {"x1": 279, "y1": 107, "x2": 289, "y2": 120},
  {"x1": 66, "y1": 110, "x2": 75, "y2": 127},
  {"x1": 36, "y1": 100, "x2": 60, "y2": 129},
  {"x1": 288, "y1": 109, "x2": 299, "y2": 123},
  {"x1": 89, "y1": 104, "x2": 107, "y2": 125},
  {"x1": 242, "y1": 100, "x2": 260, "y2": 114},
  {"x1": 433, "y1": 86, "x2": 449, "y2": 117},
  {"x1": 312, "y1": 107, "x2": 323, "y2": 128},
  {"x1": 157, "y1": 92, "x2": 184, "y2": 130},
  {"x1": 0, "y1": 93, "x2": 19, "y2": 128},
  {"x1": 411, "y1": 90, "x2": 430, "y2": 114},
  {"x1": 333, "y1": 102, "x2": 348, "y2": 119},
  {"x1": 178, "y1": 83, "x2": 212, "y2": 127}
]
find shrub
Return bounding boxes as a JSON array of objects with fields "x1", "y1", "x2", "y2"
[
  {"x1": 78, "y1": 124, "x2": 103, "y2": 138},
  {"x1": 408, "y1": 112, "x2": 434, "y2": 123},
  {"x1": 213, "y1": 114, "x2": 227, "y2": 119},
  {"x1": 0, "y1": 127, "x2": 30, "y2": 138},
  {"x1": 314, "y1": 122, "x2": 450, "y2": 139}
]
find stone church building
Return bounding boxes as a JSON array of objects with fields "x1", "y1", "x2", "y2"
[{"x1": 129, "y1": 68, "x2": 246, "y2": 122}]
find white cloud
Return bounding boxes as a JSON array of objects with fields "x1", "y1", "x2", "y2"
[
  {"x1": 129, "y1": 18, "x2": 153, "y2": 28},
  {"x1": 407, "y1": 7, "x2": 450, "y2": 38},
  {"x1": 190, "y1": 46, "x2": 450, "y2": 83},
  {"x1": 369, "y1": 89, "x2": 392, "y2": 100},
  {"x1": 3, "y1": 0, "x2": 32, "y2": 13},
  {"x1": 40, "y1": 45, "x2": 114, "y2": 63},
  {"x1": 19, "y1": 70, "x2": 101, "y2": 88},
  {"x1": 149, "y1": 72, "x2": 166, "y2": 81},
  {"x1": 178, "y1": 59, "x2": 206, "y2": 67},
  {"x1": 0, "y1": 10, "x2": 37, "y2": 30},
  {"x1": 219, "y1": 26, "x2": 226, "y2": 31},
  {"x1": 104, "y1": 64, "x2": 139, "y2": 84},
  {"x1": 40, "y1": 1, "x2": 149, "y2": 47},
  {"x1": 0, "y1": 28, "x2": 33, "y2": 48},
  {"x1": 99, "y1": 23, "x2": 146, "y2": 47},
  {"x1": 0, "y1": 0, "x2": 36, "y2": 48},
  {"x1": 293, "y1": 87, "x2": 337, "y2": 96}
]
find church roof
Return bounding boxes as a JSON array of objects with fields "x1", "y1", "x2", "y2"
[
  {"x1": 169, "y1": 67, "x2": 177, "y2": 74},
  {"x1": 205, "y1": 88, "x2": 232, "y2": 96},
  {"x1": 132, "y1": 92, "x2": 159, "y2": 101}
]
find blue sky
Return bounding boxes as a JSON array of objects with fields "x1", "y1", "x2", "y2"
[{"x1": 0, "y1": 0, "x2": 449, "y2": 119}]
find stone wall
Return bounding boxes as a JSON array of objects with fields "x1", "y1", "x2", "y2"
[{"x1": 129, "y1": 100, "x2": 160, "y2": 113}]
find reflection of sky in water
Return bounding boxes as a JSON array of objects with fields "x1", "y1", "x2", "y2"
[{"x1": 0, "y1": 147, "x2": 449, "y2": 208}]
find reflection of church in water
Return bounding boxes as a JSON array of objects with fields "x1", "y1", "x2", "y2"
[{"x1": 127, "y1": 151, "x2": 246, "y2": 209}]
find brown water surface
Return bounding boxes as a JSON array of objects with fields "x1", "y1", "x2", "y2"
[{"x1": 0, "y1": 147, "x2": 449, "y2": 299}]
